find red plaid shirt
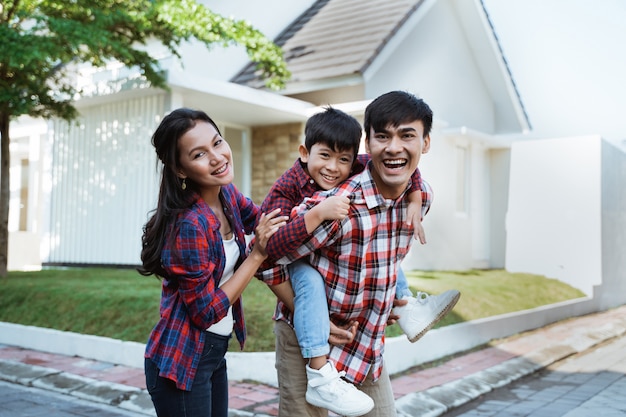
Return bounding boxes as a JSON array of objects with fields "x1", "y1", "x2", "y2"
[
  {"x1": 145, "y1": 185, "x2": 259, "y2": 391},
  {"x1": 275, "y1": 166, "x2": 433, "y2": 384}
]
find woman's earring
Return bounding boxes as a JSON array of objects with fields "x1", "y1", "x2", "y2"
[{"x1": 181, "y1": 178, "x2": 187, "y2": 190}]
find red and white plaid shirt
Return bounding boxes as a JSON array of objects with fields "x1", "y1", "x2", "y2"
[{"x1": 276, "y1": 165, "x2": 433, "y2": 384}]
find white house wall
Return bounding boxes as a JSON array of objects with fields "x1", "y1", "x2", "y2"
[
  {"x1": 44, "y1": 95, "x2": 166, "y2": 265},
  {"x1": 401, "y1": 128, "x2": 493, "y2": 271},
  {"x1": 365, "y1": 0, "x2": 497, "y2": 134}
]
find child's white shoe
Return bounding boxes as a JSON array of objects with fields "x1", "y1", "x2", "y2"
[
  {"x1": 305, "y1": 361, "x2": 374, "y2": 417},
  {"x1": 393, "y1": 290, "x2": 460, "y2": 342}
]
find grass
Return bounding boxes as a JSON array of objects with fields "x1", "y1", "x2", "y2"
[{"x1": 0, "y1": 268, "x2": 586, "y2": 352}]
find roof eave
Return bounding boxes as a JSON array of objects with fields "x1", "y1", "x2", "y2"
[
  {"x1": 465, "y1": 0, "x2": 532, "y2": 133},
  {"x1": 280, "y1": 74, "x2": 365, "y2": 96},
  {"x1": 167, "y1": 68, "x2": 314, "y2": 126}
]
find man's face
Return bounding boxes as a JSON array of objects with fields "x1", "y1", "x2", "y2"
[{"x1": 365, "y1": 121, "x2": 430, "y2": 199}]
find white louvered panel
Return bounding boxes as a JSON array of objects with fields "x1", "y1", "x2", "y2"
[{"x1": 46, "y1": 94, "x2": 165, "y2": 266}]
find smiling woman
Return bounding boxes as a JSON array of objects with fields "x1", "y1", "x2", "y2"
[{"x1": 137, "y1": 108, "x2": 287, "y2": 417}]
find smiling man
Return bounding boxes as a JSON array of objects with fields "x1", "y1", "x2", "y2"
[{"x1": 273, "y1": 91, "x2": 437, "y2": 417}]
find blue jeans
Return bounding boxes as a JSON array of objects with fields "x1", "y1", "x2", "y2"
[
  {"x1": 145, "y1": 332, "x2": 230, "y2": 417},
  {"x1": 289, "y1": 260, "x2": 331, "y2": 359},
  {"x1": 289, "y1": 260, "x2": 412, "y2": 359},
  {"x1": 396, "y1": 267, "x2": 413, "y2": 298}
]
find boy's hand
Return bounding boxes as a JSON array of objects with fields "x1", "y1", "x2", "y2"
[
  {"x1": 413, "y1": 220, "x2": 426, "y2": 244},
  {"x1": 407, "y1": 201, "x2": 426, "y2": 244},
  {"x1": 315, "y1": 195, "x2": 350, "y2": 221}
]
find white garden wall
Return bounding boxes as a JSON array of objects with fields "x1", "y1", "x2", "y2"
[{"x1": 506, "y1": 136, "x2": 626, "y2": 309}]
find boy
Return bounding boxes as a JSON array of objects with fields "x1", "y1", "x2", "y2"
[{"x1": 257, "y1": 106, "x2": 459, "y2": 416}]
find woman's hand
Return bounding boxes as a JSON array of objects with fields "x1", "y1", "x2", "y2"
[{"x1": 252, "y1": 209, "x2": 288, "y2": 258}]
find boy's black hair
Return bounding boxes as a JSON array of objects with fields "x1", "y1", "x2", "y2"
[
  {"x1": 364, "y1": 91, "x2": 433, "y2": 138},
  {"x1": 304, "y1": 106, "x2": 362, "y2": 155}
]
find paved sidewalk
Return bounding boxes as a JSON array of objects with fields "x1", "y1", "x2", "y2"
[{"x1": 0, "y1": 305, "x2": 625, "y2": 417}]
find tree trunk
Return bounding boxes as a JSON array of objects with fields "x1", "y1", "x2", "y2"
[{"x1": 0, "y1": 111, "x2": 10, "y2": 277}]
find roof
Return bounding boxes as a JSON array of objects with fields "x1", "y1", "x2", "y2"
[
  {"x1": 232, "y1": 0, "x2": 426, "y2": 88},
  {"x1": 231, "y1": 0, "x2": 530, "y2": 132}
]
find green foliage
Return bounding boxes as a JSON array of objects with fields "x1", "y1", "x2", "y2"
[
  {"x1": 0, "y1": 0, "x2": 290, "y2": 121},
  {"x1": 0, "y1": 268, "x2": 586, "y2": 352},
  {"x1": 0, "y1": 0, "x2": 291, "y2": 277}
]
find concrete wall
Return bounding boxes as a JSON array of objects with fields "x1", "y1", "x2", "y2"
[
  {"x1": 0, "y1": 296, "x2": 598, "y2": 387},
  {"x1": 506, "y1": 136, "x2": 625, "y2": 305},
  {"x1": 250, "y1": 123, "x2": 303, "y2": 204},
  {"x1": 598, "y1": 139, "x2": 626, "y2": 309}
]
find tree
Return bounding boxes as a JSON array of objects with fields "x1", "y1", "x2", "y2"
[{"x1": 0, "y1": 0, "x2": 290, "y2": 277}]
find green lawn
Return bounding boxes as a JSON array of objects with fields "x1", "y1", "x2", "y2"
[{"x1": 0, "y1": 268, "x2": 586, "y2": 352}]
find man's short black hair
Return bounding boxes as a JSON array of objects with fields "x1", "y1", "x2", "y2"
[{"x1": 364, "y1": 91, "x2": 433, "y2": 138}]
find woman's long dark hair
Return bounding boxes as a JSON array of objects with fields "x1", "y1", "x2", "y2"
[{"x1": 138, "y1": 108, "x2": 222, "y2": 277}]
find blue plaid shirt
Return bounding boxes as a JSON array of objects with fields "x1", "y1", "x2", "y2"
[{"x1": 145, "y1": 184, "x2": 259, "y2": 391}]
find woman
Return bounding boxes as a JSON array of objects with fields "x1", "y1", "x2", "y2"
[{"x1": 138, "y1": 108, "x2": 286, "y2": 417}]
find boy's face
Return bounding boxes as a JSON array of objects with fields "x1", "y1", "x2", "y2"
[
  {"x1": 299, "y1": 143, "x2": 355, "y2": 190},
  {"x1": 365, "y1": 120, "x2": 430, "y2": 199}
]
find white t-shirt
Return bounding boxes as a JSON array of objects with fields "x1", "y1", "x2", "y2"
[{"x1": 207, "y1": 235, "x2": 238, "y2": 335}]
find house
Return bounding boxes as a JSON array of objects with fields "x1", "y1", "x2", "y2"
[{"x1": 12, "y1": 0, "x2": 528, "y2": 270}]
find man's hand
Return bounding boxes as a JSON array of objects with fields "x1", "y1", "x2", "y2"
[
  {"x1": 387, "y1": 297, "x2": 409, "y2": 325},
  {"x1": 328, "y1": 320, "x2": 358, "y2": 345}
]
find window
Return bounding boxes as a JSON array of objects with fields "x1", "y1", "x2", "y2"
[
  {"x1": 18, "y1": 159, "x2": 29, "y2": 231},
  {"x1": 223, "y1": 126, "x2": 251, "y2": 196},
  {"x1": 9, "y1": 136, "x2": 32, "y2": 233}
]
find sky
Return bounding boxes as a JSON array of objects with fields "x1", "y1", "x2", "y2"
[{"x1": 482, "y1": 0, "x2": 626, "y2": 147}]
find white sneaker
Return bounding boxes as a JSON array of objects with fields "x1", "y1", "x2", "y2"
[
  {"x1": 393, "y1": 289, "x2": 461, "y2": 343},
  {"x1": 305, "y1": 361, "x2": 374, "y2": 417}
]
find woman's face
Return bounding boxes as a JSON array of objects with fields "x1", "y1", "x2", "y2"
[{"x1": 176, "y1": 121, "x2": 234, "y2": 190}]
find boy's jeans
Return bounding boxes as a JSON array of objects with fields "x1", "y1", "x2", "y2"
[
  {"x1": 289, "y1": 260, "x2": 331, "y2": 358},
  {"x1": 395, "y1": 267, "x2": 413, "y2": 298},
  {"x1": 289, "y1": 260, "x2": 411, "y2": 358}
]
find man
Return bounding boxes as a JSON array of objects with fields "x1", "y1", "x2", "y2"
[{"x1": 273, "y1": 90, "x2": 441, "y2": 416}]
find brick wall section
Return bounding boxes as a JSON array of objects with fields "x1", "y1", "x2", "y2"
[{"x1": 251, "y1": 123, "x2": 304, "y2": 204}]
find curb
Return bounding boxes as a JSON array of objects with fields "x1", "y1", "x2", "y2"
[
  {"x1": 0, "y1": 359, "x2": 275, "y2": 417},
  {"x1": 394, "y1": 317, "x2": 626, "y2": 416},
  {"x1": 0, "y1": 360, "x2": 154, "y2": 415}
]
